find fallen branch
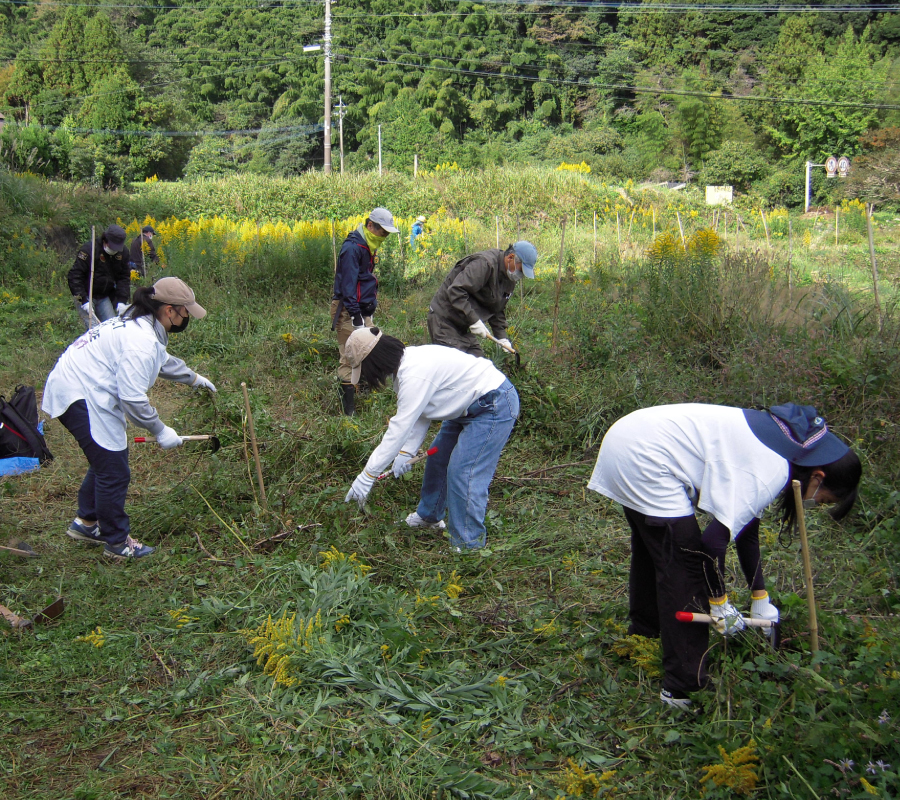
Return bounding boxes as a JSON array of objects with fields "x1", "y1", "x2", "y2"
[
  {"x1": 192, "y1": 530, "x2": 236, "y2": 566},
  {"x1": 253, "y1": 523, "x2": 322, "y2": 551}
]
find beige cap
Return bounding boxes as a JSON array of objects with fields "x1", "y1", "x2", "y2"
[
  {"x1": 152, "y1": 277, "x2": 207, "y2": 319},
  {"x1": 345, "y1": 327, "x2": 383, "y2": 385}
]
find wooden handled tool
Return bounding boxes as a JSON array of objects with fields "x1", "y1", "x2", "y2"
[
  {"x1": 675, "y1": 611, "x2": 774, "y2": 629},
  {"x1": 134, "y1": 435, "x2": 215, "y2": 443},
  {"x1": 485, "y1": 332, "x2": 517, "y2": 355},
  {"x1": 377, "y1": 446, "x2": 438, "y2": 480}
]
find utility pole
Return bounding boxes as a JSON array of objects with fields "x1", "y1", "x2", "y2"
[{"x1": 323, "y1": 0, "x2": 333, "y2": 175}]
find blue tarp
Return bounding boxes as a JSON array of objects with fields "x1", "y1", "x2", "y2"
[{"x1": 0, "y1": 421, "x2": 44, "y2": 476}]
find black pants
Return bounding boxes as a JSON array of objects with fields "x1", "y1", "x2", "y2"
[
  {"x1": 701, "y1": 518, "x2": 766, "y2": 598},
  {"x1": 59, "y1": 400, "x2": 131, "y2": 546},
  {"x1": 623, "y1": 506, "x2": 710, "y2": 695}
]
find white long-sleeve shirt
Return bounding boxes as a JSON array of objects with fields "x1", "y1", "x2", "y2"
[
  {"x1": 362, "y1": 345, "x2": 506, "y2": 476},
  {"x1": 42, "y1": 315, "x2": 197, "y2": 451},
  {"x1": 588, "y1": 404, "x2": 789, "y2": 538}
]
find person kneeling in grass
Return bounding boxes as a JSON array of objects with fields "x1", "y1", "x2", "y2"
[
  {"x1": 588, "y1": 402, "x2": 861, "y2": 710},
  {"x1": 42, "y1": 278, "x2": 216, "y2": 560},
  {"x1": 343, "y1": 327, "x2": 519, "y2": 552}
]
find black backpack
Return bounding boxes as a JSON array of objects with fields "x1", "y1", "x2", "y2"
[{"x1": 0, "y1": 385, "x2": 54, "y2": 463}]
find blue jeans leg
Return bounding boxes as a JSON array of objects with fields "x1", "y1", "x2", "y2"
[
  {"x1": 58, "y1": 400, "x2": 131, "y2": 547},
  {"x1": 418, "y1": 380, "x2": 519, "y2": 550},
  {"x1": 76, "y1": 295, "x2": 116, "y2": 329}
]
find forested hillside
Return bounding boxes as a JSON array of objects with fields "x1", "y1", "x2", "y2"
[{"x1": 2, "y1": 0, "x2": 900, "y2": 203}]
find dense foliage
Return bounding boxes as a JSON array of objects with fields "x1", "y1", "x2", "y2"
[{"x1": 2, "y1": 0, "x2": 900, "y2": 201}]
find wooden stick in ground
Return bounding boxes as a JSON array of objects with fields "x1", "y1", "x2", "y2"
[
  {"x1": 495, "y1": 215, "x2": 500, "y2": 248},
  {"x1": 792, "y1": 479, "x2": 819, "y2": 659},
  {"x1": 788, "y1": 218, "x2": 793, "y2": 301},
  {"x1": 676, "y1": 210, "x2": 686, "y2": 248},
  {"x1": 592, "y1": 211, "x2": 597, "y2": 265},
  {"x1": 241, "y1": 382, "x2": 267, "y2": 508},
  {"x1": 835, "y1": 205, "x2": 840, "y2": 247},
  {"x1": 88, "y1": 225, "x2": 98, "y2": 328},
  {"x1": 551, "y1": 216, "x2": 568, "y2": 353},
  {"x1": 331, "y1": 220, "x2": 338, "y2": 274},
  {"x1": 866, "y1": 203, "x2": 883, "y2": 332}
]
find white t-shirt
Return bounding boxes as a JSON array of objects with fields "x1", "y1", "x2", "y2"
[
  {"x1": 42, "y1": 316, "x2": 170, "y2": 451},
  {"x1": 363, "y1": 345, "x2": 507, "y2": 476},
  {"x1": 588, "y1": 404, "x2": 789, "y2": 537}
]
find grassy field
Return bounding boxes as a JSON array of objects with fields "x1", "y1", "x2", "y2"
[{"x1": 1, "y1": 173, "x2": 899, "y2": 799}]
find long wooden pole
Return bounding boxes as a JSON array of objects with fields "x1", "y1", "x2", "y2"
[
  {"x1": 788, "y1": 219, "x2": 793, "y2": 301},
  {"x1": 792, "y1": 480, "x2": 819, "y2": 659},
  {"x1": 88, "y1": 225, "x2": 97, "y2": 328},
  {"x1": 331, "y1": 220, "x2": 338, "y2": 274},
  {"x1": 866, "y1": 203, "x2": 883, "y2": 332},
  {"x1": 241, "y1": 382, "x2": 267, "y2": 508},
  {"x1": 676, "y1": 210, "x2": 686, "y2": 248},
  {"x1": 550, "y1": 216, "x2": 567, "y2": 353}
]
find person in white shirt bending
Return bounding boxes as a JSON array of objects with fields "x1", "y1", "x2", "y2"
[
  {"x1": 343, "y1": 327, "x2": 519, "y2": 552},
  {"x1": 42, "y1": 277, "x2": 216, "y2": 560},
  {"x1": 589, "y1": 402, "x2": 861, "y2": 710}
]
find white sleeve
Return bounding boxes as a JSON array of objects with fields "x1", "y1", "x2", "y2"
[
  {"x1": 116, "y1": 348, "x2": 157, "y2": 404},
  {"x1": 362, "y1": 377, "x2": 434, "y2": 476}
]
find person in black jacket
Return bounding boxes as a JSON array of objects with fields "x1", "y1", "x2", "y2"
[
  {"x1": 68, "y1": 224, "x2": 131, "y2": 329},
  {"x1": 129, "y1": 225, "x2": 158, "y2": 277},
  {"x1": 330, "y1": 207, "x2": 398, "y2": 415},
  {"x1": 428, "y1": 241, "x2": 537, "y2": 357}
]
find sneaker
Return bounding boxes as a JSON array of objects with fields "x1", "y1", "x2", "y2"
[
  {"x1": 66, "y1": 518, "x2": 103, "y2": 546},
  {"x1": 660, "y1": 689, "x2": 692, "y2": 710},
  {"x1": 103, "y1": 535, "x2": 155, "y2": 560},
  {"x1": 405, "y1": 511, "x2": 446, "y2": 530}
]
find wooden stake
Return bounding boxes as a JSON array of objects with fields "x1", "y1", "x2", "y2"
[
  {"x1": 792, "y1": 480, "x2": 819, "y2": 660},
  {"x1": 551, "y1": 217, "x2": 567, "y2": 353},
  {"x1": 88, "y1": 226, "x2": 97, "y2": 328},
  {"x1": 241, "y1": 382, "x2": 267, "y2": 508},
  {"x1": 760, "y1": 207, "x2": 770, "y2": 250},
  {"x1": 592, "y1": 211, "x2": 597, "y2": 264},
  {"x1": 495, "y1": 215, "x2": 500, "y2": 249},
  {"x1": 866, "y1": 203, "x2": 883, "y2": 332},
  {"x1": 331, "y1": 220, "x2": 338, "y2": 274},
  {"x1": 835, "y1": 206, "x2": 839, "y2": 247},
  {"x1": 652, "y1": 207, "x2": 656, "y2": 238},
  {"x1": 676, "y1": 210, "x2": 686, "y2": 248},
  {"x1": 788, "y1": 219, "x2": 793, "y2": 301}
]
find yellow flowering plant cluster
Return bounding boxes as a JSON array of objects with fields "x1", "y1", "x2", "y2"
[
  {"x1": 241, "y1": 609, "x2": 325, "y2": 688},
  {"x1": 166, "y1": 607, "x2": 199, "y2": 629},
  {"x1": 610, "y1": 634, "x2": 663, "y2": 677},
  {"x1": 75, "y1": 626, "x2": 106, "y2": 648},
  {"x1": 557, "y1": 161, "x2": 591, "y2": 174},
  {"x1": 699, "y1": 740, "x2": 759, "y2": 796},
  {"x1": 555, "y1": 758, "x2": 616, "y2": 798},
  {"x1": 319, "y1": 545, "x2": 371, "y2": 575}
]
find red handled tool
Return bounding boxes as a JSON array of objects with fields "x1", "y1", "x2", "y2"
[
  {"x1": 676, "y1": 610, "x2": 780, "y2": 650},
  {"x1": 134, "y1": 434, "x2": 221, "y2": 452},
  {"x1": 377, "y1": 446, "x2": 438, "y2": 480}
]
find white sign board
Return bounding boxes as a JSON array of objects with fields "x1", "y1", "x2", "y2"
[{"x1": 706, "y1": 185, "x2": 733, "y2": 206}]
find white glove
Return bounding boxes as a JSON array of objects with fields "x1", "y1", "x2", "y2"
[
  {"x1": 497, "y1": 338, "x2": 513, "y2": 351},
  {"x1": 750, "y1": 594, "x2": 780, "y2": 623},
  {"x1": 345, "y1": 471, "x2": 376, "y2": 509},
  {"x1": 192, "y1": 374, "x2": 217, "y2": 392},
  {"x1": 156, "y1": 425, "x2": 184, "y2": 450},
  {"x1": 392, "y1": 451, "x2": 415, "y2": 478},
  {"x1": 81, "y1": 301, "x2": 91, "y2": 313},
  {"x1": 469, "y1": 319, "x2": 490, "y2": 338},
  {"x1": 710, "y1": 599, "x2": 746, "y2": 637},
  {"x1": 116, "y1": 302, "x2": 129, "y2": 316}
]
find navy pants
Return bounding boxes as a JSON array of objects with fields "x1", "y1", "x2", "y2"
[
  {"x1": 623, "y1": 506, "x2": 710, "y2": 695},
  {"x1": 59, "y1": 400, "x2": 131, "y2": 546}
]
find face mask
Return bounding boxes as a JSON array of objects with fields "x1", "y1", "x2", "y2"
[
  {"x1": 802, "y1": 484, "x2": 821, "y2": 509},
  {"x1": 103, "y1": 244, "x2": 117, "y2": 256},
  {"x1": 362, "y1": 226, "x2": 388, "y2": 252},
  {"x1": 170, "y1": 317, "x2": 190, "y2": 334}
]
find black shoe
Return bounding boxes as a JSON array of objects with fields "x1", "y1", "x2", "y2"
[{"x1": 340, "y1": 382, "x2": 355, "y2": 416}]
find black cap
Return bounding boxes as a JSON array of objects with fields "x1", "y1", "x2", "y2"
[
  {"x1": 103, "y1": 224, "x2": 127, "y2": 251},
  {"x1": 142, "y1": 225, "x2": 156, "y2": 234}
]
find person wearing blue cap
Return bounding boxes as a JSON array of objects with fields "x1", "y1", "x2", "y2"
[
  {"x1": 588, "y1": 402, "x2": 861, "y2": 710},
  {"x1": 427, "y1": 241, "x2": 537, "y2": 358}
]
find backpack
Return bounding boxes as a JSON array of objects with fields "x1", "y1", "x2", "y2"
[{"x1": 0, "y1": 385, "x2": 54, "y2": 463}]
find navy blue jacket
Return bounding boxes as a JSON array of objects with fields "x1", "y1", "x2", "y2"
[{"x1": 332, "y1": 228, "x2": 377, "y2": 325}]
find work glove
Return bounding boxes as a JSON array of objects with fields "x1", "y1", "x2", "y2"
[
  {"x1": 192, "y1": 374, "x2": 217, "y2": 392},
  {"x1": 345, "y1": 470, "x2": 376, "y2": 509},
  {"x1": 392, "y1": 451, "x2": 415, "y2": 478},
  {"x1": 709, "y1": 598, "x2": 746, "y2": 637},
  {"x1": 81, "y1": 301, "x2": 91, "y2": 313},
  {"x1": 116, "y1": 302, "x2": 129, "y2": 316},
  {"x1": 469, "y1": 319, "x2": 490, "y2": 338},
  {"x1": 156, "y1": 425, "x2": 184, "y2": 450},
  {"x1": 750, "y1": 593, "x2": 780, "y2": 623},
  {"x1": 351, "y1": 314, "x2": 365, "y2": 329},
  {"x1": 497, "y1": 338, "x2": 513, "y2": 351}
]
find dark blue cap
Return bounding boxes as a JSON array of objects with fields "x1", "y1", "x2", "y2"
[{"x1": 743, "y1": 403, "x2": 849, "y2": 467}]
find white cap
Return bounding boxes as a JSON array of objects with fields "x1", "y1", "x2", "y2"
[{"x1": 369, "y1": 207, "x2": 399, "y2": 234}]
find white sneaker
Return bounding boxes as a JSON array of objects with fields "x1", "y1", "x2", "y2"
[
  {"x1": 660, "y1": 689, "x2": 692, "y2": 710},
  {"x1": 405, "y1": 512, "x2": 446, "y2": 530}
]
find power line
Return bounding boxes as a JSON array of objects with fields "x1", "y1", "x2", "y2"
[
  {"x1": 342, "y1": 53, "x2": 900, "y2": 110},
  {"x1": 6, "y1": 121, "x2": 324, "y2": 137}
]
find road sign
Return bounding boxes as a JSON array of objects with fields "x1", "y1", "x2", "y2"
[
  {"x1": 825, "y1": 156, "x2": 838, "y2": 177},
  {"x1": 838, "y1": 156, "x2": 851, "y2": 177}
]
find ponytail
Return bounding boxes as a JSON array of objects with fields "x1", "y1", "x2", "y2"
[{"x1": 125, "y1": 286, "x2": 164, "y2": 321}]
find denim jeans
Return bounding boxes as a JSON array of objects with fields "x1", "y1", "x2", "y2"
[
  {"x1": 59, "y1": 400, "x2": 131, "y2": 546},
  {"x1": 416, "y1": 379, "x2": 519, "y2": 550},
  {"x1": 76, "y1": 295, "x2": 116, "y2": 330}
]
